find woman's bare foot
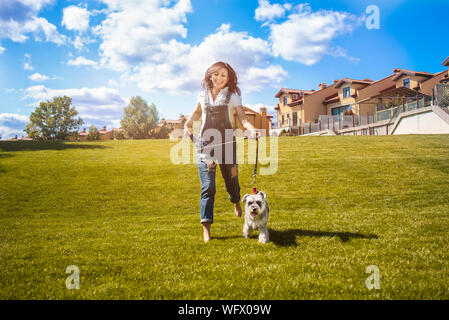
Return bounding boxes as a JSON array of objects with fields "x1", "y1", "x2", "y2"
[
  {"x1": 234, "y1": 202, "x2": 242, "y2": 218},
  {"x1": 202, "y1": 222, "x2": 211, "y2": 243}
]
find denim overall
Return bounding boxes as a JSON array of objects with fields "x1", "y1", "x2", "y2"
[{"x1": 196, "y1": 89, "x2": 241, "y2": 224}]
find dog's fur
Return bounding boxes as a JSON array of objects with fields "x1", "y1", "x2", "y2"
[{"x1": 242, "y1": 191, "x2": 269, "y2": 244}]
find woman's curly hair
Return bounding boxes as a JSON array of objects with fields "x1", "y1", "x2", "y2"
[{"x1": 202, "y1": 61, "x2": 241, "y2": 96}]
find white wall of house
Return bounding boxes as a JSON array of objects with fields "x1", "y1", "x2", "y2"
[{"x1": 393, "y1": 109, "x2": 449, "y2": 135}]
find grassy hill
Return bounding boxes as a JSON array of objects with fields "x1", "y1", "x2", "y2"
[{"x1": 1, "y1": 135, "x2": 449, "y2": 299}]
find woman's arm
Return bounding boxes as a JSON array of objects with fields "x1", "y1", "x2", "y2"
[{"x1": 184, "y1": 103, "x2": 202, "y2": 136}]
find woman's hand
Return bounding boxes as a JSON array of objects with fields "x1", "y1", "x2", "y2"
[
  {"x1": 184, "y1": 125, "x2": 193, "y2": 138},
  {"x1": 249, "y1": 128, "x2": 260, "y2": 139}
]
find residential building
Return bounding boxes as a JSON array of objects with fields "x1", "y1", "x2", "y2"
[
  {"x1": 158, "y1": 115, "x2": 188, "y2": 130},
  {"x1": 391, "y1": 69, "x2": 434, "y2": 90},
  {"x1": 78, "y1": 126, "x2": 119, "y2": 141},
  {"x1": 99, "y1": 126, "x2": 113, "y2": 140},
  {"x1": 79, "y1": 128, "x2": 88, "y2": 141},
  {"x1": 420, "y1": 70, "x2": 449, "y2": 96},
  {"x1": 324, "y1": 78, "x2": 374, "y2": 116},
  {"x1": 300, "y1": 83, "x2": 338, "y2": 123},
  {"x1": 355, "y1": 74, "x2": 397, "y2": 116},
  {"x1": 441, "y1": 56, "x2": 449, "y2": 84},
  {"x1": 235, "y1": 106, "x2": 272, "y2": 134},
  {"x1": 274, "y1": 88, "x2": 316, "y2": 128},
  {"x1": 355, "y1": 69, "x2": 441, "y2": 119}
]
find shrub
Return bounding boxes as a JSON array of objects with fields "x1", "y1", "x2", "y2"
[{"x1": 88, "y1": 125, "x2": 100, "y2": 140}]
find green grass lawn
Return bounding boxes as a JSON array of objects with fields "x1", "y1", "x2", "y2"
[{"x1": 1, "y1": 135, "x2": 449, "y2": 299}]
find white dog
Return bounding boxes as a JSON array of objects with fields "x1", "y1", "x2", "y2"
[{"x1": 242, "y1": 191, "x2": 269, "y2": 244}]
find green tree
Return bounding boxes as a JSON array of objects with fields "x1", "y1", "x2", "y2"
[
  {"x1": 120, "y1": 96, "x2": 159, "y2": 139},
  {"x1": 88, "y1": 125, "x2": 100, "y2": 140},
  {"x1": 150, "y1": 125, "x2": 171, "y2": 139},
  {"x1": 24, "y1": 96, "x2": 83, "y2": 140}
]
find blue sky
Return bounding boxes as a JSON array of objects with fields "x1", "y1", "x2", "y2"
[{"x1": 0, "y1": 0, "x2": 448, "y2": 139}]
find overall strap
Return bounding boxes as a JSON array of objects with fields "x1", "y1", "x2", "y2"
[
  {"x1": 204, "y1": 88, "x2": 233, "y2": 107},
  {"x1": 204, "y1": 89, "x2": 211, "y2": 106},
  {"x1": 224, "y1": 89, "x2": 232, "y2": 105}
]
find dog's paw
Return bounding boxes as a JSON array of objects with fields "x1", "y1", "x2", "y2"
[{"x1": 258, "y1": 232, "x2": 269, "y2": 244}]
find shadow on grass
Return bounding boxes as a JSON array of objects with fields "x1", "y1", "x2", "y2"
[
  {"x1": 269, "y1": 228, "x2": 379, "y2": 247},
  {"x1": 0, "y1": 140, "x2": 108, "y2": 152},
  {"x1": 0, "y1": 153, "x2": 13, "y2": 158}
]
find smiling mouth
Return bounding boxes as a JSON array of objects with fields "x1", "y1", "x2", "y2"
[{"x1": 250, "y1": 212, "x2": 258, "y2": 217}]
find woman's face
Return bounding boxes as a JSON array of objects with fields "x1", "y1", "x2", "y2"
[{"x1": 210, "y1": 67, "x2": 229, "y2": 91}]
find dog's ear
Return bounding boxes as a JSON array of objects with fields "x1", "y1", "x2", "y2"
[
  {"x1": 242, "y1": 194, "x2": 250, "y2": 204},
  {"x1": 258, "y1": 191, "x2": 267, "y2": 200}
]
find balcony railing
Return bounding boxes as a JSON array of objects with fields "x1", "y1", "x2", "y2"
[{"x1": 375, "y1": 95, "x2": 431, "y2": 123}]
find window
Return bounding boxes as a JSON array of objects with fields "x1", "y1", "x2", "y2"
[
  {"x1": 331, "y1": 105, "x2": 352, "y2": 116},
  {"x1": 403, "y1": 78, "x2": 410, "y2": 88},
  {"x1": 292, "y1": 93, "x2": 299, "y2": 100},
  {"x1": 293, "y1": 112, "x2": 298, "y2": 126},
  {"x1": 343, "y1": 87, "x2": 351, "y2": 98},
  {"x1": 281, "y1": 114, "x2": 285, "y2": 124},
  {"x1": 283, "y1": 96, "x2": 288, "y2": 105}
]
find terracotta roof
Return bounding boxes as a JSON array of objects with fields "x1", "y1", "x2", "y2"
[
  {"x1": 392, "y1": 69, "x2": 434, "y2": 81},
  {"x1": 420, "y1": 70, "x2": 447, "y2": 84},
  {"x1": 334, "y1": 78, "x2": 374, "y2": 88},
  {"x1": 377, "y1": 86, "x2": 421, "y2": 98},
  {"x1": 302, "y1": 82, "x2": 338, "y2": 99},
  {"x1": 443, "y1": 56, "x2": 449, "y2": 67},
  {"x1": 163, "y1": 119, "x2": 184, "y2": 124},
  {"x1": 324, "y1": 92, "x2": 338, "y2": 100},
  {"x1": 361, "y1": 74, "x2": 396, "y2": 87},
  {"x1": 287, "y1": 99, "x2": 304, "y2": 107},
  {"x1": 324, "y1": 98, "x2": 340, "y2": 105},
  {"x1": 275, "y1": 88, "x2": 314, "y2": 98},
  {"x1": 379, "y1": 85, "x2": 397, "y2": 94}
]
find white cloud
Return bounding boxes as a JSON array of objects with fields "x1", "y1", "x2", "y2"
[
  {"x1": 23, "y1": 53, "x2": 33, "y2": 70},
  {"x1": 93, "y1": 1, "x2": 288, "y2": 95},
  {"x1": 62, "y1": 6, "x2": 91, "y2": 33},
  {"x1": 28, "y1": 72, "x2": 50, "y2": 81},
  {"x1": 67, "y1": 56, "x2": 99, "y2": 68},
  {"x1": 0, "y1": 45, "x2": 4, "y2": 54},
  {"x1": 0, "y1": 0, "x2": 66, "y2": 46},
  {"x1": 0, "y1": 113, "x2": 29, "y2": 139},
  {"x1": 122, "y1": 24, "x2": 287, "y2": 95},
  {"x1": 266, "y1": 3, "x2": 363, "y2": 65},
  {"x1": 240, "y1": 65, "x2": 288, "y2": 92},
  {"x1": 96, "y1": 0, "x2": 193, "y2": 71},
  {"x1": 24, "y1": 85, "x2": 126, "y2": 109},
  {"x1": 0, "y1": 113, "x2": 29, "y2": 123},
  {"x1": 329, "y1": 45, "x2": 360, "y2": 64},
  {"x1": 255, "y1": 0, "x2": 290, "y2": 22}
]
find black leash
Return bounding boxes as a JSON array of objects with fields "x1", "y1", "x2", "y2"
[{"x1": 252, "y1": 136, "x2": 259, "y2": 194}]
